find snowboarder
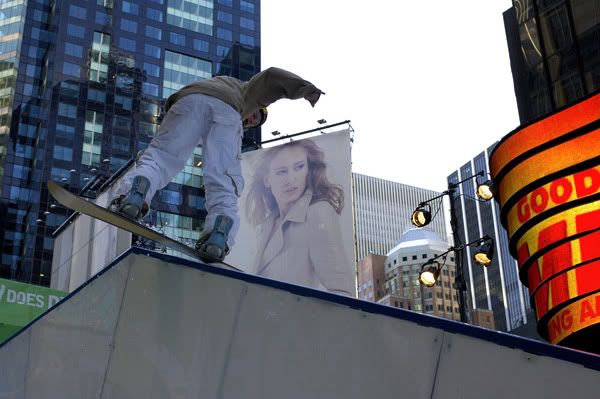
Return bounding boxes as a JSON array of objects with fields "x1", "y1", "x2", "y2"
[{"x1": 109, "y1": 67, "x2": 324, "y2": 262}]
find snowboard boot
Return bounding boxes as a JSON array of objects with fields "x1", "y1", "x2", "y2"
[
  {"x1": 109, "y1": 175, "x2": 150, "y2": 221},
  {"x1": 195, "y1": 215, "x2": 233, "y2": 262}
]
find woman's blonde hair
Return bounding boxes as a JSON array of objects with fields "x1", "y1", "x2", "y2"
[{"x1": 245, "y1": 139, "x2": 344, "y2": 226}]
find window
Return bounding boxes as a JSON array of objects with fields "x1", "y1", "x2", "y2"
[
  {"x1": 143, "y1": 82, "x2": 160, "y2": 97},
  {"x1": 166, "y1": 0, "x2": 213, "y2": 35},
  {"x1": 170, "y1": 32, "x2": 185, "y2": 46},
  {"x1": 115, "y1": 95, "x2": 132, "y2": 110},
  {"x1": 240, "y1": 17, "x2": 254, "y2": 30},
  {"x1": 113, "y1": 115, "x2": 131, "y2": 130},
  {"x1": 116, "y1": 74, "x2": 134, "y2": 90},
  {"x1": 218, "y1": 0, "x2": 232, "y2": 6},
  {"x1": 217, "y1": 11, "x2": 232, "y2": 24},
  {"x1": 53, "y1": 145, "x2": 73, "y2": 161},
  {"x1": 97, "y1": 0, "x2": 114, "y2": 8},
  {"x1": 90, "y1": 32, "x2": 110, "y2": 82},
  {"x1": 65, "y1": 42, "x2": 83, "y2": 58},
  {"x1": 120, "y1": 37, "x2": 136, "y2": 51},
  {"x1": 193, "y1": 39, "x2": 209, "y2": 53},
  {"x1": 412, "y1": 255, "x2": 417, "y2": 260},
  {"x1": 83, "y1": 111, "x2": 103, "y2": 167},
  {"x1": 112, "y1": 135, "x2": 130, "y2": 152},
  {"x1": 144, "y1": 44, "x2": 161, "y2": 58},
  {"x1": 69, "y1": 5, "x2": 87, "y2": 19},
  {"x1": 162, "y1": 50, "x2": 211, "y2": 98},
  {"x1": 60, "y1": 82, "x2": 79, "y2": 97},
  {"x1": 422, "y1": 254, "x2": 427, "y2": 259},
  {"x1": 217, "y1": 28, "x2": 232, "y2": 41},
  {"x1": 141, "y1": 101, "x2": 159, "y2": 117},
  {"x1": 88, "y1": 88, "x2": 106, "y2": 102},
  {"x1": 240, "y1": 34, "x2": 254, "y2": 46},
  {"x1": 144, "y1": 62, "x2": 161, "y2": 77},
  {"x1": 139, "y1": 121, "x2": 157, "y2": 136},
  {"x1": 121, "y1": 19, "x2": 137, "y2": 33},
  {"x1": 147, "y1": 8, "x2": 163, "y2": 22},
  {"x1": 161, "y1": 190, "x2": 181, "y2": 205},
  {"x1": 95, "y1": 11, "x2": 112, "y2": 25},
  {"x1": 67, "y1": 24, "x2": 85, "y2": 37},
  {"x1": 146, "y1": 26, "x2": 162, "y2": 40},
  {"x1": 240, "y1": 0, "x2": 254, "y2": 13},
  {"x1": 402, "y1": 256, "x2": 407, "y2": 261},
  {"x1": 58, "y1": 103, "x2": 77, "y2": 118},
  {"x1": 56, "y1": 124, "x2": 75, "y2": 138},
  {"x1": 62, "y1": 62, "x2": 80, "y2": 77},
  {"x1": 122, "y1": 1, "x2": 139, "y2": 14}
]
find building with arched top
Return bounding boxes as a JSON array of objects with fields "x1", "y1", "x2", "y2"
[{"x1": 357, "y1": 228, "x2": 493, "y2": 326}]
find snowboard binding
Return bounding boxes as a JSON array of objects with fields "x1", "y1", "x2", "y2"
[
  {"x1": 110, "y1": 175, "x2": 150, "y2": 221},
  {"x1": 195, "y1": 215, "x2": 233, "y2": 262}
]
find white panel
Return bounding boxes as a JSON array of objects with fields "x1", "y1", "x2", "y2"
[
  {"x1": 22, "y1": 259, "x2": 130, "y2": 399},
  {"x1": 51, "y1": 222, "x2": 74, "y2": 292},
  {"x1": 101, "y1": 257, "x2": 246, "y2": 399},
  {"x1": 2, "y1": 251, "x2": 599, "y2": 398},
  {"x1": 89, "y1": 219, "x2": 119, "y2": 276},
  {"x1": 0, "y1": 329, "x2": 31, "y2": 398},
  {"x1": 432, "y1": 332, "x2": 599, "y2": 398},
  {"x1": 222, "y1": 283, "x2": 443, "y2": 399},
  {"x1": 69, "y1": 214, "x2": 94, "y2": 290}
]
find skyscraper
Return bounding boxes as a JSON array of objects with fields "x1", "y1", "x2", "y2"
[
  {"x1": 352, "y1": 172, "x2": 447, "y2": 264},
  {"x1": 503, "y1": 0, "x2": 600, "y2": 124},
  {"x1": 0, "y1": 0, "x2": 261, "y2": 286},
  {"x1": 448, "y1": 152, "x2": 532, "y2": 333}
]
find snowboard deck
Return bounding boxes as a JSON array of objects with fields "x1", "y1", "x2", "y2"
[{"x1": 48, "y1": 181, "x2": 242, "y2": 272}]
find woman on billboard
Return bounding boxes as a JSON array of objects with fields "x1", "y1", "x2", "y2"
[{"x1": 245, "y1": 139, "x2": 355, "y2": 296}]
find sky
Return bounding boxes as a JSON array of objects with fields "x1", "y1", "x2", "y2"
[{"x1": 259, "y1": 0, "x2": 521, "y2": 193}]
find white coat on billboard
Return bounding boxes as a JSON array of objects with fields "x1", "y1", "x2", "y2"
[{"x1": 227, "y1": 130, "x2": 356, "y2": 296}]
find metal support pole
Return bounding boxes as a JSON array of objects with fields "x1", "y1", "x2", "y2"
[{"x1": 448, "y1": 185, "x2": 468, "y2": 323}]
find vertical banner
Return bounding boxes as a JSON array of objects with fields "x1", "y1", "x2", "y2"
[{"x1": 227, "y1": 130, "x2": 356, "y2": 297}]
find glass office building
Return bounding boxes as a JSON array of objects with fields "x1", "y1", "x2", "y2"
[
  {"x1": 504, "y1": 0, "x2": 600, "y2": 124},
  {"x1": 0, "y1": 0, "x2": 261, "y2": 286},
  {"x1": 448, "y1": 149, "x2": 533, "y2": 333}
]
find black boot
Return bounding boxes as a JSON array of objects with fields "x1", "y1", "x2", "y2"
[
  {"x1": 195, "y1": 215, "x2": 233, "y2": 262},
  {"x1": 110, "y1": 176, "x2": 151, "y2": 220}
]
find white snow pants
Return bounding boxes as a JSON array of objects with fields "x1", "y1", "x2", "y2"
[{"x1": 115, "y1": 93, "x2": 244, "y2": 247}]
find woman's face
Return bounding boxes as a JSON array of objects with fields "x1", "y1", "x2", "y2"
[{"x1": 264, "y1": 146, "x2": 309, "y2": 212}]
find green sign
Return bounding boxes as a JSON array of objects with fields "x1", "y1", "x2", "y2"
[{"x1": 0, "y1": 278, "x2": 67, "y2": 343}]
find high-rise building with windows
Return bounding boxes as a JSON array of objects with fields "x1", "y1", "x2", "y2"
[
  {"x1": 503, "y1": 0, "x2": 600, "y2": 124},
  {"x1": 352, "y1": 173, "x2": 447, "y2": 265},
  {"x1": 0, "y1": 0, "x2": 261, "y2": 286},
  {"x1": 448, "y1": 152, "x2": 533, "y2": 333}
]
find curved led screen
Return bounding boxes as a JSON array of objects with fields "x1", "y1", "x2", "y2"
[{"x1": 490, "y1": 92, "x2": 600, "y2": 353}]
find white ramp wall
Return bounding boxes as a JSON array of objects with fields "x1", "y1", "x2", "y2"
[{"x1": 1, "y1": 249, "x2": 599, "y2": 398}]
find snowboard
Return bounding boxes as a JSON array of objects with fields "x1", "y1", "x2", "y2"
[{"x1": 47, "y1": 181, "x2": 242, "y2": 272}]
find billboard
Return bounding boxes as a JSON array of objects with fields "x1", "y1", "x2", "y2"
[
  {"x1": 0, "y1": 278, "x2": 67, "y2": 342},
  {"x1": 490, "y1": 92, "x2": 600, "y2": 352},
  {"x1": 227, "y1": 130, "x2": 356, "y2": 297}
]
